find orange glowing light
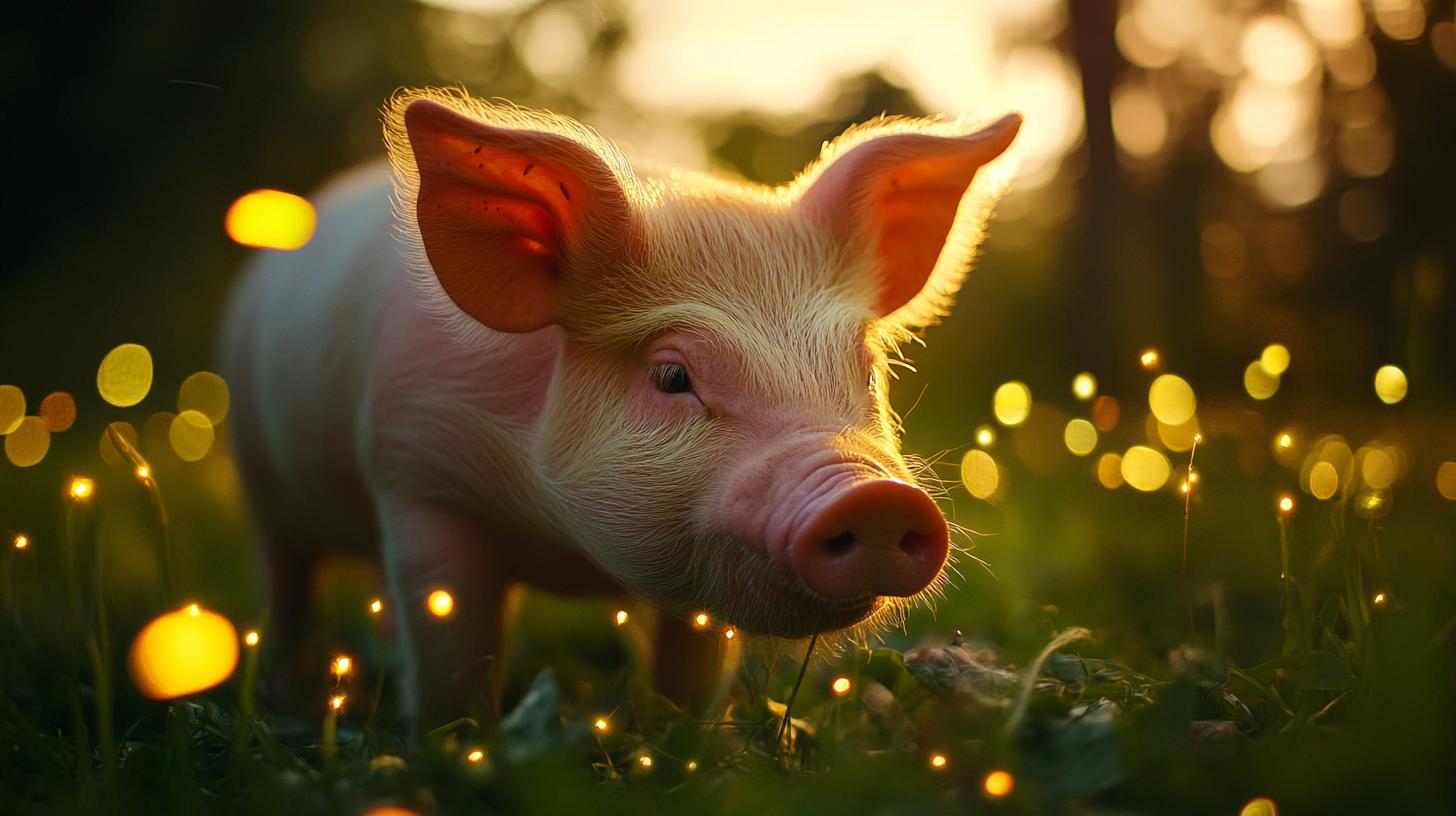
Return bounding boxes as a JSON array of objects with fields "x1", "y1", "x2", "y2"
[
  {"x1": 369, "y1": 598, "x2": 383, "y2": 615},
  {"x1": 329, "y1": 694, "x2": 347, "y2": 711},
  {"x1": 1240, "y1": 797, "x2": 1279, "y2": 816},
  {"x1": 1372, "y1": 592, "x2": 1387, "y2": 606},
  {"x1": 724, "y1": 627, "x2": 736, "y2": 640},
  {"x1": 332, "y1": 655, "x2": 353, "y2": 679},
  {"x1": 1140, "y1": 349, "x2": 1160, "y2": 368},
  {"x1": 136, "y1": 465, "x2": 151, "y2": 480},
  {"x1": 69, "y1": 477, "x2": 94, "y2": 500},
  {"x1": 361, "y1": 807, "x2": 421, "y2": 816},
  {"x1": 1180, "y1": 481, "x2": 1190, "y2": 494},
  {"x1": 225, "y1": 189, "x2": 317, "y2": 250},
  {"x1": 615, "y1": 609, "x2": 629, "y2": 626},
  {"x1": 466, "y1": 749, "x2": 485, "y2": 764},
  {"x1": 983, "y1": 769, "x2": 1014, "y2": 797},
  {"x1": 1278, "y1": 433, "x2": 1292, "y2": 449},
  {"x1": 1278, "y1": 495, "x2": 1295, "y2": 514},
  {"x1": 831, "y1": 676, "x2": 852, "y2": 695},
  {"x1": 128, "y1": 604, "x2": 240, "y2": 700},
  {"x1": 244, "y1": 630, "x2": 260, "y2": 647},
  {"x1": 686, "y1": 760, "x2": 699, "y2": 773},
  {"x1": 638, "y1": 754, "x2": 653, "y2": 769},
  {"x1": 929, "y1": 753, "x2": 948, "y2": 770},
  {"x1": 693, "y1": 612, "x2": 710, "y2": 628},
  {"x1": 12, "y1": 534, "x2": 28, "y2": 550},
  {"x1": 593, "y1": 717, "x2": 609, "y2": 732},
  {"x1": 427, "y1": 589, "x2": 454, "y2": 618}
]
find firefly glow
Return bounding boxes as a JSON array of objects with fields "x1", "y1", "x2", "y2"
[
  {"x1": 128, "y1": 604, "x2": 240, "y2": 700},
  {"x1": 638, "y1": 754, "x2": 653, "y2": 769},
  {"x1": 69, "y1": 477, "x2": 94, "y2": 500},
  {"x1": 136, "y1": 465, "x2": 151, "y2": 480},
  {"x1": 1279, "y1": 495, "x2": 1295, "y2": 514},
  {"x1": 332, "y1": 655, "x2": 353, "y2": 679},
  {"x1": 330, "y1": 694, "x2": 347, "y2": 711},
  {"x1": 685, "y1": 760, "x2": 699, "y2": 773},
  {"x1": 1072, "y1": 372, "x2": 1097, "y2": 401},
  {"x1": 370, "y1": 598, "x2": 383, "y2": 615},
  {"x1": 983, "y1": 769, "x2": 1014, "y2": 797},
  {"x1": 693, "y1": 612, "x2": 710, "y2": 628},
  {"x1": 12, "y1": 534, "x2": 28, "y2": 550},
  {"x1": 929, "y1": 753, "x2": 948, "y2": 770},
  {"x1": 466, "y1": 749, "x2": 485, "y2": 764},
  {"x1": 724, "y1": 627, "x2": 736, "y2": 640},
  {"x1": 974, "y1": 425, "x2": 996, "y2": 447},
  {"x1": 1140, "y1": 349, "x2": 1160, "y2": 368},
  {"x1": 225, "y1": 189, "x2": 317, "y2": 250},
  {"x1": 615, "y1": 609, "x2": 629, "y2": 626},
  {"x1": 1278, "y1": 433, "x2": 1292, "y2": 449},
  {"x1": 427, "y1": 589, "x2": 454, "y2": 618},
  {"x1": 594, "y1": 717, "x2": 609, "y2": 732},
  {"x1": 244, "y1": 630, "x2": 260, "y2": 647},
  {"x1": 831, "y1": 676, "x2": 852, "y2": 695},
  {"x1": 1372, "y1": 591, "x2": 1387, "y2": 606}
]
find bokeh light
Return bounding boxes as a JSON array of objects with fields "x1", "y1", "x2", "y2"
[
  {"x1": 929, "y1": 753, "x2": 948, "y2": 770},
  {"x1": 38, "y1": 392, "x2": 75, "y2": 432},
  {"x1": 831, "y1": 676, "x2": 852, "y2": 696},
  {"x1": 1121, "y1": 446, "x2": 1171, "y2": 492},
  {"x1": 1310, "y1": 461, "x2": 1339, "y2": 500},
  {"x1": 1096, "y1": 452, "x2": 1124, "y2": 489},
  {"x1": 975, "y1": 425, "x2": 996, "y2": 447},
  {"x1": 1148, "y1": 374, "x2": 1196, "y2": 425},
  {"x1": 1279, "y1": 495, "x2": 1295, "y2": 514},
  {"x1": 332, "y1": 654, "x2": 353, "y2": 680},
  {"x1": 225, "y1": 189, "x2": 317, "y2": 250},
  {"x1": 427, "y1": 589, "x2": 455, "y2": 618},
  {"x1": 1373, "y1": 365, "x2": 1407, "y2": 404},
  {"x1": 13, "y1": 534, "x2": 29, "y2": 550},
  {"x1": 467, "y1": 748, "x2": 485, "y2": 763},
  {"x1": 1359, "y1": 447, "x2": 1395, "y2": 489},
  {"x1": 1091, "y1": 395, "x2": 1120, "y2": 432},
  {"x1": 615, "y1": 609, "x2": 629, "y2": 626},
  {"x1": 99, "y1": 421, "x2": 139, "y2": 468},
  {"x1": 178, "y1": 371, "x2": 231, "y2": 424},
  {"x1": 1438, "y1": 462, "x2": 1456, "y2": 501},
  {"x1": 961, "y1": 449, "x2": 1000, "y2": 500},
  {"x1": 1260, "y1": 344, "x2": 1290, "y2": 376},
  {"x1": 1244, "y1": 361, "x2": 1281, "y2": 400},
  {"x1": 4, "y1": 416, "x2": 50, "y2": 467},
  {"x1": 1240, "y1": 797, "x2": 1279, "y2": 816},
  {"x1": 983, "y1": 769, "x2": 1014, "y2": 797},
  {"x1": 1063, "y1": 419, "x2": 1098, "y2": 456},
  {"x1": 169, "y1": 410, "x2": 216, "y2": 462},
  {"x1": 97, "y1": 343, "x2": 153, "y2": 407},
  {"x1": 993, "y1": 382, "x2": 1032, "y2": 427},
  {"x1": 244, "y1": 630, "x2": 260, "y2": 647},
  {"x1": 370, "y1": 598, "x2": 384, "y2": 615},
  {"x1": 0, "y1": 385, "x2": 23, "y2": 435},
  {"x1": 693, "y1": 612, "x2": 710, "y2": 628},
  {"x1": 128, "y1": 604, "x2": 240, "y2": 700},
  {"x1": 1071, "y1": 372, "x2": 1098, "y2": 401}
]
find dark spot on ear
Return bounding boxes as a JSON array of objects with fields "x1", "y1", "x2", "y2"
[
  {"x1": 473, "y1": 145, "x2": 481, "y2": 154},
  {"x1": 523, "y1": 163, "x2": 534, "y2": 176},
  {"x1": 889, "y1": 177, "x2": 900, "y2": 189},
  {"x1": 558, "y1": 182, "x2": 571, "y2": 201},
  {"x1": 477, "y1": 163, "x2": 483, "y2": 169}
]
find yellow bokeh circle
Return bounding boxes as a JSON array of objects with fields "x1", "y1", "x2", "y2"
[
  {"x1": 127, "y1": 605, "x2": 240, "y2": 700},
  {"x1": 1148, "y1": 374, "x2": 1196, "y2": 425},
  {"x1": 1260, "y1": 344, "x2": 1290, "y2": 375},
  {"x1": 993, "y1": 381, "x2": 1032, "y2": 427},
  {"x1": 98, "y1": 343, "x2": 154, "y2": 407},
  {"x1": 0, "y1": 385, "x2": 25, "y2": 435},
  {"x1": 1437, "y1": 462, "x2": 1456, "y2": 501},
  {"x1": 225, "y1": 189, "x2": 317, "y2": 250},
  {"x1": 169, "y1": 410, "x2": 215, "y2": 462},
  {"x1": 1373, "y1": 365, "x2": 1407, "y2": 404},
  {"x1": 1244, "y1": 361, "x2": 1280, "y2": 400},
  {"x1": 178, "y1": 371, "x2": 230, "y2": 425},
  {"x1": 1096, "y1": 452, "x2": 1124, "y2": 488},
  {"x1": 1063, "y1": 419, "x2": 1098, "y2": 456},
  {"x1": 39, "y1": 392, "x2": 76, "y2": 432},
  {"x1": 961, "y1": 449, "x2": 1000, "y2": 499},
  {"x1": 5, "y1": 416, "x2": 50, "y2": 467},
  {"x1": 1121, "y1": 445, "x2": 1171, "y2": 492},
  {"x1": 1309, "y1": 461, "x2": 1339, "y2": 500}
]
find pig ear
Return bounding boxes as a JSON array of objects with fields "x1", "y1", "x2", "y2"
[
  {"x1": 403, "y1": 99, "x2": 630, "y2": 333},
  {"x1": 798, "y1": 114, "x2": 1021, "y2": 319}
]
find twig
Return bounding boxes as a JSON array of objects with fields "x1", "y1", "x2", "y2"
[
  {"x1": 774, "y1": 633, "x2": 818, "y2": 758},
  {"x1": 1004, "y1": 627, "x2": 1091, "y2": 735}
]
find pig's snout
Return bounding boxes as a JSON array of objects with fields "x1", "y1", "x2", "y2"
[{"x1": 788, "y1": 479, "x2": 949, "y2": 600}]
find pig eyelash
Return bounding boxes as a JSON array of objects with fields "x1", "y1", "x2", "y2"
[{"x1": 650, "y1": 362, "x2": 695, "y2": 395}]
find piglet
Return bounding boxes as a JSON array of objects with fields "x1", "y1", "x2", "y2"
[{"x1": 221, "y1": 88, "x2": 1020, "y2": 728}]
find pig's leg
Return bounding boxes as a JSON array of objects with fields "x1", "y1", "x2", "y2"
[
  {"x1": 378, "y1": 498, "x2": 511, "y2": 731},
  {"x1": 653, "y1": 613, "x2": 729, "y2": 711}
]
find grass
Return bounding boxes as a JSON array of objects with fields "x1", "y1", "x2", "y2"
[{"x1": 2, "y1": 402, "x2": 1455, "y2": 815}]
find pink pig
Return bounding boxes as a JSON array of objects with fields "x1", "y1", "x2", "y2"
[{"x1": 222, "y1": 89, "x2": 1020, "y2": 727}]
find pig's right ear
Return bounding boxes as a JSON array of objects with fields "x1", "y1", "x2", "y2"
[{"x1": 402, "y1": 99, "x2": 630, "y2": 333}]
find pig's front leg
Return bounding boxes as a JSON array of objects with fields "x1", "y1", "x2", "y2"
[{"x1": 378, "y1": 497, "x2": 512, "y2": 731}]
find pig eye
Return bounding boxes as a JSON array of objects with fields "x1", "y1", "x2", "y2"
[{"x1": 651, "y1": 363, "x2": 694, "y2": 395}]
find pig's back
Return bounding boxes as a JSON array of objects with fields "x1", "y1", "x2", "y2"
[{"x1": 221, "y1": 162, "x2": 397, "y2": 550}]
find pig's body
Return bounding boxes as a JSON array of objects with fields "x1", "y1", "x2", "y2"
[{"x1": 224, "y1": 89, "x2": 1019, "y2": 729}]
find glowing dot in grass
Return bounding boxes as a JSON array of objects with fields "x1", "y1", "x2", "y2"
[
  {"x1": 69, "y1": 477, "x2": 95, "y2": 501},
  {"x1": 466, "y1": 749, "x2": 485, "y2": 764},
  {"x1": 1072, "y1": 372, "x2": 1097, "y2": 401},
  {"x1": 244, "y1": 630, "x2": 260, "y2": 647},
  {"x1": 1091, "y1": 395, "x2": 1120, "y2": 432},
  {"x1": 1438, "y1": 462, "x2": 1456, "y2": 501},
  {"x1": 961, "y1": 449, "x2": 1000, "y2": 500},
  {"x1": 330, "y1": 694, "x2": 347, "y2": 711},
  {"x1": 128, "y1": 604, "x2": 240, "y2": 700},
  {"x1": 332, "y1": 655, "x2": 353, "y2": 680},
  {"x1": 1243, "y1": 361, "x2": 1280, "y2": 400},
  {"x1": 1361, "y1": 448, "x2": 1396, "y2": 489},
  {"x1": 1278, "y1": 433, "x2": 1293, "y2": 449},
  {"x1": 615, "y1": 609, "x2": 629, "y2": 626},
  {"x1": 831, "y1": 676, "x2": 852, "y2": 696},
  {"x1": 593, "y1": 717, "x2": 609, "y2": 732},
  {"x1": 39, "y1": 392, "x2": 76, "y2": 432},
  {"x1": 13, "y1": 534, "x2": 29, "y2": 550},
  {"x1": 974, "y1": 425, "x2": 995, "y2": 447},
  {"x1": 4, "y1": 417, "x2": 50, "y2": 467},
  {"x1": 929, "y1": 753, "x2": 948, "y2": 770},
  {"x1": 1140, "y1": 349, "x2": 1160, "y2": 368},
  {"x1": 136, "y1": 465, "x2": 151, "y2": 481},
  {"x1": 362, "y1": 808, "x2": 421, "y2": 816},
  {"x1": 1063, "y1": 419, "x2": 1097, "y2": 456},
  {"x1": 638, "y1": 754, "x2": 653, "y2": 769},
  {"x1": 693, "y1": 612, "x2": 709, "y2": 628},
  {"x1": 427, "y1": 589, "x2": 454, "y2": 618},
  {"x1": 1120, "y1": 446, "x2": 1170, "y2": 492},
  {"x1": 177, "y1": 371, "x2": 231, "y2": 424},
  {"x1": 992, "y1": 382, "x2": 1032, "y2": 427},
  {"x1": 0, "y1": 385, "x2": 24, "y2": 435},
  {"x1": 1240, "y1": 797, "x2": 1279, "y2": 816},
  {"x1": 1180, "y1": 481, "x2": 1190, "y2": 494},
  {"x1": 226, "y1": 189, "x2": 317, "y2": 250},
  {"x1": 1260, "y1": 344, "x2": 1291, "y2": 375},
  {"x1": 370, "y1": 598, "x2": 384, "y2": 615},
  {"x1": 685, "y1": 760, "x2": 699, "y2": 773},
  {"x1": 169, "y1": 410, "x2": 215, "y2": 462},
  {"x1": 1148, "y1": 374, "x2": 1196, "y2": 425},
  {"x1": 1279, "y1": 495, "x2": 1295, "y2": 514},
  {"x1": 1372, "y1": 591, "x2": 1387, "y2": 607},
  {"x1": 983, "y1": 769, "x2": 1014, "y2": 797},
  {"x1": 724, "y1": 627, "x2": 736, "y2": 640},
  {"x1": 1373, "y1": 365, "x2": 1407, "y2": 404},
  {"x1": 1096, "y1": 452, "x2": 1124, "y2": 489},
  {"x1": 97, "y1": 343, "x2": 153, "y2": 407},
  {"x1": 1309, "y1": 462, "x2": 1338, "y2": 500}
]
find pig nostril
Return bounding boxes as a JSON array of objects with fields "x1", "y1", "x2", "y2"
[
  {"x1": 900, "y1": 531, "x2": 927, "y2": 555},
  {"x1": 824, "y1": 532, "x2": 856, "y2": 556}
]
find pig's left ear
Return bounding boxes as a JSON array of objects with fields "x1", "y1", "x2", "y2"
[
  {"x1": 798, "y1": 114, "x2": 1021, "y2": 321},
  {"x1": 399, "y1": 99, "x2": 632, "y2": 333}
]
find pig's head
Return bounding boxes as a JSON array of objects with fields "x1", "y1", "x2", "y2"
[{"x1": 387, "y1": 89, "x2": 1019, "y2": 639}]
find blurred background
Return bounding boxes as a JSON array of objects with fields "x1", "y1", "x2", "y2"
[{"x1": 3, "y1": 0, "x2": 1455, "y2": 689}]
